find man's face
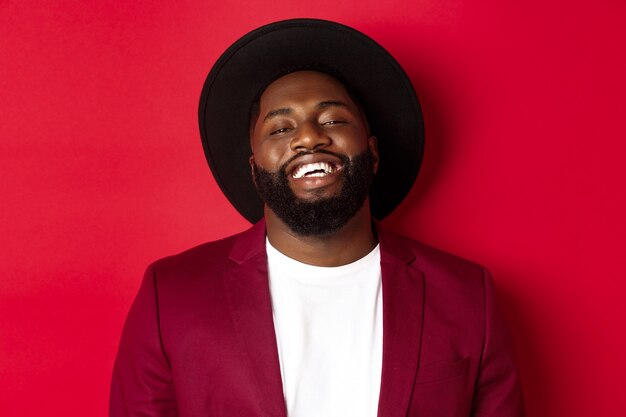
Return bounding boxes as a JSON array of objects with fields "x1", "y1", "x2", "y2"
[{"x1": 249, "y1": 70, "x2": 379, "y2": 235}]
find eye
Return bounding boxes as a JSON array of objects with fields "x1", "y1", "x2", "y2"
[
  {"x1": 321, "y1": 120, "x2": 347, "y2": 126},
  {"x1": 269, "y1": 127, "x2": 292, "y2": 135}
]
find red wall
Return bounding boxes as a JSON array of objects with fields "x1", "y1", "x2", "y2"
[{"x1": 1, "y1": 1, "x2": 624, "y2": 416}]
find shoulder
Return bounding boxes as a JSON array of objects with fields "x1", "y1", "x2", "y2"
[
  {"x1": 378, "y1": 226, "x2": 488, "y2": 294},
  {"x1": 148, "y1": 220, "x2": 265, "y2": 281},
  {"x1": 152, "y1": 233, "x2": 238, "y2": 272},
  {"x1": 380, "y1": 226, "x2": 484, "y2": 272}
]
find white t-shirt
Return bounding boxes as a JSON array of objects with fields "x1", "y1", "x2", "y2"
[{"x1": 266, "y1": 239, "x2": 383, "y2": 417}]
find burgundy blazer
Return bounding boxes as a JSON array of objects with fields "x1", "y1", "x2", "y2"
[{"x1": 110, "y1": 220, "x2": 525, "y2": 417}]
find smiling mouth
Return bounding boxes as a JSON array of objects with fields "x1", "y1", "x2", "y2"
[{"x1": 291, "y1": 161, "x2": 343, "y2": 179}]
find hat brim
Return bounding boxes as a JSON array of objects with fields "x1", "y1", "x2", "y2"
[{"x1": 199, "y1": 18, "x2": 424, "y2": 223}]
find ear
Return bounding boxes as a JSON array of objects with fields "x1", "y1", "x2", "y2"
[
  {"x1": 368, "y1": 135, "x2": 379, "y2": 174},
  {"x1": 249, "y1": 154, "x2": 257, "y2": 184}
]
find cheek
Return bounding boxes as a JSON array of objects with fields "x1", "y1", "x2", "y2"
[
  {"x1": 336, "y1": 132, "x2": 370, "y2": 153},
  {"x1": 253, "y1": 141, "x2": 289, "y2": 169}
]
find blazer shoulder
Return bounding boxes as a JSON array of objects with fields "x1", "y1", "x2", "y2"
[
  {"x1": 379, "y1": 229, "x2": 483, "y2": 270},
  {"x1": 149, "y1": 222, "x2": 264, "y2": 280},
  {"x1": 380, "y1": 227, "x2": 487, "y2": 285},
  {"x1": 155, "y1": 233, "x2": 237, "y2": 267}
]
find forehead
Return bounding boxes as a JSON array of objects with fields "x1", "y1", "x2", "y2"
[{"x1": 259, "y1": 70, "x2": 355, "y2": 108}]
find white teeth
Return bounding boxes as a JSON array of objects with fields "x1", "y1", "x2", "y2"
[{"x1": 292, "y1": 162, "x2": 335, "y2": 179}]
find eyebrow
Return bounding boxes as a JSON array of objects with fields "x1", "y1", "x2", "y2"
[
  {"x1": 263, "y1": 107, "x2": 292, "y2": 122},
  {"x1": 262, "y1": 100, "x2": 348, "y2": 123},
  {"x1": 317, "y1": 100, "x2": 347, "y2": 109}
]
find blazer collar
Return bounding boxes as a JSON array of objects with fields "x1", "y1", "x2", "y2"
[
  {"x1": 228, "y1": 219, "x2": 267, "y2": 264},
  {"x1": 224, "y1": 219, "x2": 287, "y2": 417},
  {"x1": 377, "y1": 226, "x2": 425, "y2": 417},
  {"x1": 228, "y1": 219, "x2": 417, "y2": 264},
  {"x1": 224, "y1": 220, "x2": 424, "y2": 417}
]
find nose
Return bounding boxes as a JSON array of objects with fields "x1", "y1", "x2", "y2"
[{"x1": 289, "y1": 121, "x2": 331, "y2": 151}]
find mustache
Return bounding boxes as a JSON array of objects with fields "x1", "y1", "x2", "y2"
[{"x1": 279, "y1": 149, "x2": 349, "y2": 174}]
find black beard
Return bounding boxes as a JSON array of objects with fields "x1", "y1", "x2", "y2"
[{"x1": 253, "y1": 150, "x2": 374, "y2": 236}]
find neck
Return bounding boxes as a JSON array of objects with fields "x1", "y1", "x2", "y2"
[{"x1": 264, "y1": 203, "x2": 378, "y2": 267}]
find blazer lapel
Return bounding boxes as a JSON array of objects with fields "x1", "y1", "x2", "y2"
[
  {"x1": 377, "y1": 228, "x2": 425, "y2": 417},
  {"x1": 223, "y1": 221, "x2": 287, "y2": 417}
]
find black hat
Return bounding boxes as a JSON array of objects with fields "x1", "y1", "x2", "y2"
[{"x1": 199, "y1": 18, "x2": 424, "y2": 223}]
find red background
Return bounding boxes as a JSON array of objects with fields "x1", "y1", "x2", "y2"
[{"x1": 1, "y1": 1, "x2": 624, "y2": 416}]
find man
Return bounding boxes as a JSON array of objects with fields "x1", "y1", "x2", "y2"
[{"x1": 110, "y1": 19, "x2": 525, "y2": 417}]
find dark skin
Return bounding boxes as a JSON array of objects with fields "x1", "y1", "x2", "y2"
[{"x1": 249, "y1": 71, "x2": 380, "y2": 267}]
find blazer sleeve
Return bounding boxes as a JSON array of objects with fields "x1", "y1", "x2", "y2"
[
  {"x1": 471, "y1": 268, "x2": 526, "y2": 417},
  {"x1": 109, "y1": 264, "x2": 178, "y2": 417}
]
